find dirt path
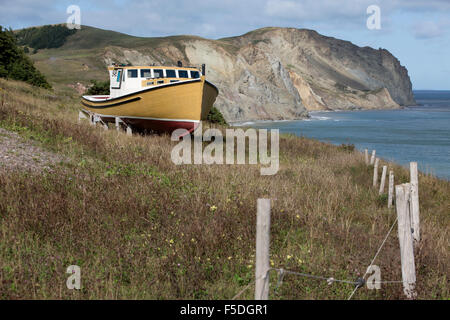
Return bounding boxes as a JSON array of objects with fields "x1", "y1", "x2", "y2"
[{"x1": 0, "y1": 128, "x2": 66, "y2": 172}]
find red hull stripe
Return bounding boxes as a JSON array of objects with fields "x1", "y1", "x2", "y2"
[{"x1": 121, "y1": 118, "x2": 198, "y2": 135}]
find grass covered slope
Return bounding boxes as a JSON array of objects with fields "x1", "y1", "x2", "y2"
[{"x1": 0, "y1": 79, "x2": 448, "y2": 299}]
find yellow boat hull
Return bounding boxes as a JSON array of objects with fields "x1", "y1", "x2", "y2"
[{"x1": 81, "y1": 77, "x2": 218, "y2": 133}]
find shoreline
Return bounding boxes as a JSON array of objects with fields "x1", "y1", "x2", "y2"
[{"x1": 228, "y1": 104, "x2": 428, "y2": 126}]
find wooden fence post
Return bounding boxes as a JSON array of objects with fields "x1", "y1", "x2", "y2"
[
  {"x1": 388, "y1": 170, "x2": 394, "y2": 209},
  {"x1": 255, "y1": 199, "x2": 271, "y2": 300},
  {"x1": 370, "y1": 150, "x2": 376, "y2": 165},
  {"x1": 78, "y1": 111, "x2": 88, "y2": 123},
  {"x1": 379, "y1": 165, "x2": 387, "y2": 195},
  {"x1": 364, "y1": 149, "x2": 369, "y2": 165},
  {"x1": 410, "y1": 162, "x2": 420, "y2": 242},
  {"x1": 126, "y1": 126, "x2": 133, "y2": 136},
  {"x1": 395, "y1": 183, "x2": 417, "y2": 299},
  {"x1": 373, "y1": 158, "x2": 379, "y2": 187}
]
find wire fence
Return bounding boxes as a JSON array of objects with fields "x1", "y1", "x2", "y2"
[
  {"x1": 232, "y1": 149, "x2": 419, "y2": 300},
  {"x1": 232, "y1": 263, "x2": 403, "y2": 300},
  {"x1": 233, "y1": 151, "x2": 411, "y2": 300}
]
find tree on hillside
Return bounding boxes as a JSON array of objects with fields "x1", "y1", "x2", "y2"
[
  {"x1": 0, "y1": 26, "x2": 51, "y2": 89},
  {"x1": 15, "y1": 25, "x2": 77, "y2": 50}
]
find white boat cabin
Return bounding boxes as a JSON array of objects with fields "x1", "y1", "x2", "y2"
[{"x1": 108, "y1": 65, "x2": 202, "y2": 98}]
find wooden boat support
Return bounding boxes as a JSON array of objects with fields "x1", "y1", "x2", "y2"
[{"x1": 79, "y1": 110, "x2": 133, "y2": 136}]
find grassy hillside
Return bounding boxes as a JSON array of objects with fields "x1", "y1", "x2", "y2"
[
  {"x1": 22, "y1": 25, "x2": 211, "y2": 94},
  {"x1": 0, "y1": 78, "x2": 448, "y2": 299}
]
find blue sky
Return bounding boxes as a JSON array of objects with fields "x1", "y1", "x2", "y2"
[{"x1": 1, "y1": 0, "x2": 449, "y2": 89}]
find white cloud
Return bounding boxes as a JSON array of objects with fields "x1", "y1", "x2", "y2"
[
  {"x1": 413, "y1": 20, "x2": 446, "y2": 39},
  {"x1": 265, "y1": 0, "x2": 303, "y2": 19},
  {"x1": 264, "y1": 0, "x2": 374, "y2": 20},
  {"x1": 0, "y1": 0, "x2": 449, "y2": 38}
]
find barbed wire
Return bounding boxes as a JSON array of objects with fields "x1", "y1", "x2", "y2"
[
  {"x1": 233, "y1": 205, "x2": 401, "y2": 300},
  {"x1": 232, "y1": 279, "x2": 256, "y2": 300},
  {"x1": 347, "y1": 217, "x2": 399, "y2": 300},
  {"x1": 273, "y1": 268, "x2": 359, "y2": 287},
  {"x1": 232, "y1": 254, "x2": 403, "y2": 300}
]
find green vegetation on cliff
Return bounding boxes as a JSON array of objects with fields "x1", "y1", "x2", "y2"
[{"x1": 15, "y1": 24, "x2": 77, "y2": 50}]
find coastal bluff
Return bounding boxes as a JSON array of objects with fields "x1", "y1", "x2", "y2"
[{"x1": 28, "y1": 25, "x2": 416, "y2": 122}]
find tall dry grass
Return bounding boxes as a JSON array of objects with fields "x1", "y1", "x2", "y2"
[{"x1": 0, "y1": 78, "x2": 448, "y2": 299}]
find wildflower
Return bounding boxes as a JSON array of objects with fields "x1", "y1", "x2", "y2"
[
  {"x1": 296, "y1": 214, "x2": 300, "y2": 219},
  {"x1": 227, "y1": 256, "x2": 232, "y2": 260},
  {"x1": 287, "y1": 255, "x2": 292, "y2": 260},
  {"x1": 270, "y1": 259, "x2": 275, "y2": 267},
  {"x1": 169, "y1": 239, "x2": 174, "y2": 244},
  {"x1": 210, "y1": 205, "x2": 217, "y2": 212}
]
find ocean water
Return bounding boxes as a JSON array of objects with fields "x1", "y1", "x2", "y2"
[{"x1": 234, "y1": 90, "x2": 450, "y2": 180}]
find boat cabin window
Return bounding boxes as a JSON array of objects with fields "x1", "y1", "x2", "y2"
[
  {"x1": 191, "y1": 71, "x2": 200, "y2": 79},
  {"x1": 154, "y1": 69, "x2": 164, "y2": 78},
  {"x1": 127, "y1": 69, "x2": 138, "y2": 78},
  {"x1": 157, "y1": 80, "x2": 164, "y2": 84},
  {"x1": 141, "y1": 69, "x2": 151, "y2": 78},
  {"x1": 166, "y1": 69, "x2": 176, "y2": 78},
  {"x1": 178, "y1": 70, "x2": 189, "y2": 78}
]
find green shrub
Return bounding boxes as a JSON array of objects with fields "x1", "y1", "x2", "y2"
[
  {"x1": 338, "y1": 143, "x2": 355, "y2": 153},
  {"x1": 207, "y1": 106, "x2": 227, "y2": 125},
  {"x1": 0, "y1": 26, "x2": 51, "y2": 89},
  {"x1": 86, "y1": 80, "x2": 109, "y2": 95}
]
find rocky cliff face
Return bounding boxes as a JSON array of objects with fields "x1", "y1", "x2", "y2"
[{"x1": 84, "y1": 27, "x2": 417, "y2": 121}]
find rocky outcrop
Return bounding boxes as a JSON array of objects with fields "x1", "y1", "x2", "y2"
[
  {"x1": 220, "y1": 28, "x2": 415, "y2": 113},
  {"x1": 67, "y1": 26, "x2": 417, "y2": 121}
]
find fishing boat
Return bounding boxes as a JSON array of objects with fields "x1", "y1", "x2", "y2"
[{"x1": 80, "y1": 63, "x2": 219, "y2": 134}]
